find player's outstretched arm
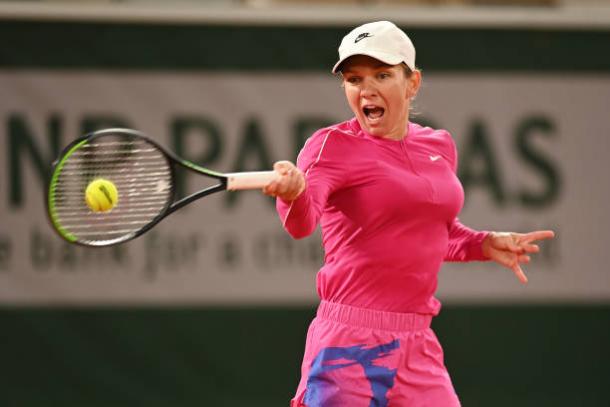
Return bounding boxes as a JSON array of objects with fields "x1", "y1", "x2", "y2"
[{"x1": 481, "y1": 230, "x2": 556, "y2": 284}]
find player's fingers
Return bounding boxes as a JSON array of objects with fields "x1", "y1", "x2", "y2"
[
  {"x1": 262, "y1": 181, "x2": 275, "y2": 193},
  {"x1": 278, "y1": 183, "x2": 296, "y2": 200},
  {"x1": 494, "y1": 234, "x2": 523, "y2": 254},
  {"x1": 489, "y1": 248, "x2": 516, "y2": 269},
  {"x1": 262, "y1": 181, "x2": 278, "y2": 197},
  {"x1": 491, "y1": 232, "x2": 518, "y2": 252},
  {"x1": 269, "y1": 179, "x2": 291, "y2": 196},
  {"x1": 518, "y1": 255, "x2": 531, "y2": 263},
  {"x1": 521, "y1": 230, "x2": 555, "y2": 244},
  {"x1": 491, "y1": 249, "x2": 528, "y2": 283},
  {"x1": 267, "y1": 163, "x2": 305, "y2": 201},
  {"x1": 287, "y1": 168, "x2": 306, "y2": 197},
  {"x1": 507, "y1": 239, "x2": 523, "y2": 254},
  {"x1": 521, "y1": 244, "x2": 539, "y2": 254},
  {"x1": 273, "y1": 160, "x2": 295, "y2": 176},
  {"x1": 272, "y1": 162, "x2": 286, "y2": 175},
  {"x1": 278, "y1": 177, "x2": 303, "y2": 200},
  {"x1": 286, "y1": 167, "x2": 298, "y2": 182},
  {"x1": 275, "y1": 179, "x2": 291, "y2": 196},
  {"x1": 512, "y1": 262, "x2": 528, "y2": 284}
]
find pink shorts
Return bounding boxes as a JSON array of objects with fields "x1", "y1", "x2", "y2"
[{"x1": 290, "y1": 301, "x2": 461, "y2": 407}]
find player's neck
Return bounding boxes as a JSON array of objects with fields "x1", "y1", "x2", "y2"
[{"x1": 382, "y1": 119, "x2": 409, "y2": 141}]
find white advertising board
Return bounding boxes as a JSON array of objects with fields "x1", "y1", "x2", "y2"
[{"x1": 0, "y1": 71, "x2": 608, "y2": 305}]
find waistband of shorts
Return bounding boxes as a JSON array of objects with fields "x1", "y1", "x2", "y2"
[{"x1": 316, "y1": 300, "x2": 432, "y2": 332}]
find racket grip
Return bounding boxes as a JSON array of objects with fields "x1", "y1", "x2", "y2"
[{"x1": 226, "y1": 171, "x2": 279, "y2": 191}]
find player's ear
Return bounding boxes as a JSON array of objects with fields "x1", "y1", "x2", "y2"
[{"x1": 406, "y1": 69, "x2": 422, "y2": 99}]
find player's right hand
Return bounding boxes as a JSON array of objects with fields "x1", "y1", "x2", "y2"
[{"x1": 263, "y1": 160, "x2": 306, "y2": 202}]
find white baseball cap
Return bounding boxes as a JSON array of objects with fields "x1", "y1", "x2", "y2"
[{"x1": 332, "y1": 21, "x2": 416, "y2": 74}]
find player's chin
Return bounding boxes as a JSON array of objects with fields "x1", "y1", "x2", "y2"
[
  {"x1": 362, "y1": 122, "x2": 386, "y2": 137},
  {"x1": 359, "y1": 116, "x2": 385, "y2": 132}
]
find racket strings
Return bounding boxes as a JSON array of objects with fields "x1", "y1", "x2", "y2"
[{"x1": 50, "y1": 134, "x2": 172, "y2": 245}]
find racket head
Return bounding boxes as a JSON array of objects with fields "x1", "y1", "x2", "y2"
[{"x1": 47, "y1": 129, "x2": 176, "y2": 246}]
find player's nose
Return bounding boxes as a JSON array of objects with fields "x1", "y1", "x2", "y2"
[{"x1": 360, "y1": 78, "x2": 379, "y2": 98}]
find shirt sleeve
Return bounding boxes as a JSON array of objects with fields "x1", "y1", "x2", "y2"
[
  {"x1": 445, "y1": 218, "x2": 490, "y2": 261},
  {"x1": 444, "y1": 131, "x2": 491, "y2": 262},
  {"x1": 276, "y1": 129, "x2": 346, "y2": 239}
]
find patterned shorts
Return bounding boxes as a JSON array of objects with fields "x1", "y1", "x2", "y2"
[{"x1": 290, "y1": 301, "x2": 461, "y2": 407}]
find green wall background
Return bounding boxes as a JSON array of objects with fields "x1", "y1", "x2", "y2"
[
  {"x1": 1, "y1": 19, "x2": 609, "y2": 406},
  {"x1": 2, "y1": 20, "x2": 610, "y2": 72},
  {"x1": 2, "y1": 306, "x2": 609, "y2": 406}
]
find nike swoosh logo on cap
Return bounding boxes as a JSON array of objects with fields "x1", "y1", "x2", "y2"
[
  {"x1": 429, "y1": 155, "x2": 441, "y2": 161},
  {"x1": 354, "y1": 33, "x2": 373, "y2": 43}
]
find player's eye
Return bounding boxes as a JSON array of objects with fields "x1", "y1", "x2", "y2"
[
  {"x1": 345, "y1": 76, "x2": 361, "y2": 84},
  {"x1": 378, "y1": 72, "x2": 391, "y2": 80}
]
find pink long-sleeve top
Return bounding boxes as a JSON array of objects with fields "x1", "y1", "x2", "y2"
[{"x1": 277, "y1": 118, "x2": 490, "y2": 315}]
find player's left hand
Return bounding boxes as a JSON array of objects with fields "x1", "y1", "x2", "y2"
[{"x1": 482, "y1": 230, "x2": 555, "y2": 284}]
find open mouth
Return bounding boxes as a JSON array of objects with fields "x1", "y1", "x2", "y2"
[{"x1": 363, "y1": 105, "x2": 385, "y2": 121}]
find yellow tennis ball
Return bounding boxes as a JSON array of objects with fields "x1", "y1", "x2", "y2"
[{"x1": 85, "y1": 179, "x2": 118, "y2": 212}]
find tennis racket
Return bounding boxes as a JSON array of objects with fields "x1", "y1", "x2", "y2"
[{"x1": 47, "y1": 128, "x2": 279, "y2": 247}]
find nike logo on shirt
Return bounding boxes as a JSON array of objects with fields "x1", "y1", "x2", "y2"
[{"x1": 429, "y1": 155, "x2": 441, "y2": 161}]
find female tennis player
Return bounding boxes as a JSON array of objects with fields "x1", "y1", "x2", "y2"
[{"x1": 263, "y1": 21, "x2": 555, "y2": 407}]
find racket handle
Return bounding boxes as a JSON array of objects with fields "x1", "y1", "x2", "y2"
[{"x1": 226, "y1": 171, "x2": 279, "y2": 191}]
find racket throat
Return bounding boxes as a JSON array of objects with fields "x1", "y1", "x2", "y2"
[{"x1": 168, "y1": 182, "x2": 227, "y2": 214}]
